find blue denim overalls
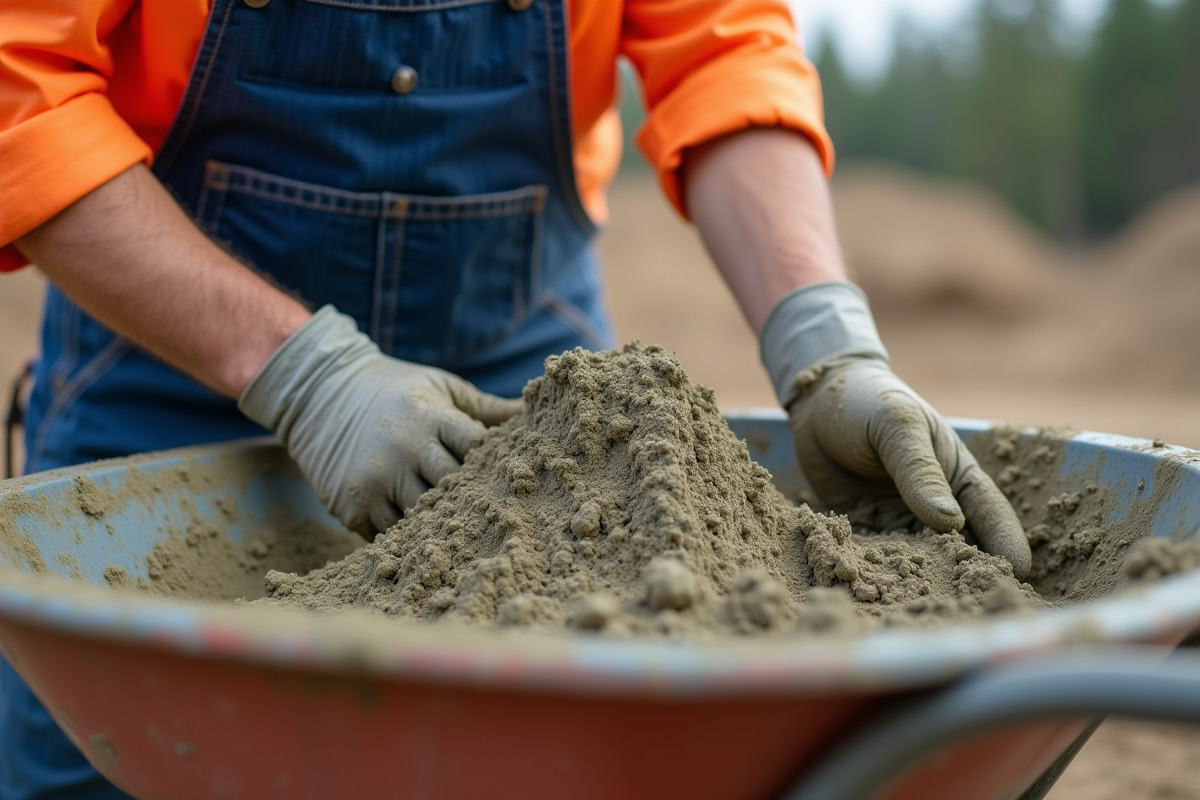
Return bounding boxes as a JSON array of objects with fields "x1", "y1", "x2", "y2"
[{"x1": 1, "y1": 0, "x2": 613, "y2": 796}]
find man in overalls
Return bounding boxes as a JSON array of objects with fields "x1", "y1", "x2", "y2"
[{"x1": 0, "y1": 1, "x2": 1031, "y2": 796}]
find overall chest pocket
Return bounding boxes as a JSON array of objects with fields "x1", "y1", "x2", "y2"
[
  {"x1": 197, "y1": 161, "x2": 547, "y2": 364},
  {"x1": 237, "y1": 0, "x2": 537, "y2": 94}
]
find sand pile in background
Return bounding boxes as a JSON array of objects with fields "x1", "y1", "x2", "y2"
[
  {"x1": 259, "y1": 345, "x2": 1041, "y2": 637},
  {"x1": 831, "y1": 163, "x2": 1059, "y2": 321}
]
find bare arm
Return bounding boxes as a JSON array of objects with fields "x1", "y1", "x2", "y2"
[
  {"x1": 683, "y1": 126, "x2": 1031, "y2": 577},
  {"x1": 682, "y1": 127, "x2": 845, "y2": 334},
  {"x1": 14, "y1": 163, "x2": 311, "y2": 397}
]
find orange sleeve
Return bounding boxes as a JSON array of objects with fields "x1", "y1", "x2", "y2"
[
  {"x1": 0, "y1": 1, "x2": 152, "y2": 272},
  {"x1": 620, "y1": 0, "x2": 834, "y2": 219}
]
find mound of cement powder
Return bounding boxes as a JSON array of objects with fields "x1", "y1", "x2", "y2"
[{"x1": 258, "y1": 344, "x2": 1040, "y2": 637}]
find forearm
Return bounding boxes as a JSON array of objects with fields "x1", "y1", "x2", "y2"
[
  {"x1": 682, "y1": 127, "x2": 847, "y2": 334},
  {"x1": 15, "y1": 164, "x2": 310, "y2": 397}
]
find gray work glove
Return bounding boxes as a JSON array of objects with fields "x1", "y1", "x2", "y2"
[
  {"x1": 240, "y1": 306, "x2": 523, "y2": 538},
  {"x1": 761, "y1": 283, "x2": 1031, "y2": 579}
]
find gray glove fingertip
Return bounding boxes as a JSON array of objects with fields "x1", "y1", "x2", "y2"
[
  {"x1": 871, "y1": 406, "x2": 965, "y2": 532},
  {"x1": 440, "y1": 415, "x2": 487, "y2": 460},
  {"x1": 895, "y1": 461, "x2": 964, "y2": 532},
  {"x1": 337, "y1": 502, "x2": 376, "y2": 540},
  {"x1": 398, "y1": 472, "x2": 432, "y2": 514},
  {"x1": 447, "y1": 378, "x2": 524, "y2": 426},
  {"x1": 483, "y1": 395, "x2": 526, "y2": 424},
  {"x1": 957, "y1": 470, "x2": 1032, "y2": 580},
  {"x1": 419, "y1": 441, "x2": 461, "y2": 487},
  {"x1": 368, "y1": 501, "x2": 402, "y2": 539}
]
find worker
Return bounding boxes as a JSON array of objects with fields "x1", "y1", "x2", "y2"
[{"x1": 0, "y1": 1, "x2": 1031, "y2": 797}]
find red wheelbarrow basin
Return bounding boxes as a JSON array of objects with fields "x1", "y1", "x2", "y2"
[{"x1": 1, "y1": 413, "x2": 1199, "y2": 800}]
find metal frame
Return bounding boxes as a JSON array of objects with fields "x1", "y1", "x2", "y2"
[{"x1": 786, "y1": 647, "x2": 1200, "y2": 800}]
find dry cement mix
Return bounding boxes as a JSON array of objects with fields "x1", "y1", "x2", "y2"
[
  {"x1": 253, "y1": 344, "x2": 1178, "y2": 639},
  {"x1": 12, "y1": 344, "x2": 1192, "y2": 640}
]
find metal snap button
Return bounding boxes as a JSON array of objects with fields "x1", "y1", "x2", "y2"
[
  {"x1": 507, "y1": 0, "x2": 534, "y2": 11},
  {"x1": 390, "y1": 66, "x2": 418, "y2": 95},
  {"x1": 244, "y1": 0, "x2": 270, "y2": 8}
]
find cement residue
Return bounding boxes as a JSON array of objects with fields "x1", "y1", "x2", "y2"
[
  {"x1": 73, "y1": 476, "x2": 110, "y2": 518},
  {"x1": 0, "y1": 490, "x2": 50, "y2": 575},
  {"x1": 970, "y1": 428, "x2": 1191, "y2": 605},
  {"x1": 118, "y1": 469, "x2": 361, "y2": 602},
  {"x1": 1124, "y1": 537, "x2": 1200, "y2": 582},
  {"x1": 257, "y1": 345, "x2": 1043, "y2": 638},
  {"x1": 137, "y1": 514, "x2": 359, "y2": 603},
  {"x1": 0, "y1": 447, "x2": 361, "y2": 603}
]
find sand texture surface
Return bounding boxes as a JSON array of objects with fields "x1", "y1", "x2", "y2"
[{"x1": 257, "y1": 345, "x2": 1055, "y2": 636}]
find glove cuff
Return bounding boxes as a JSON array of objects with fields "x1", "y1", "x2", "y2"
[
  {"x1": 759, "y1": 282, "x2": 889, "y2": 407},
  {"x1": 238, "y1": 305, "x2": 378, "y2": 438}
]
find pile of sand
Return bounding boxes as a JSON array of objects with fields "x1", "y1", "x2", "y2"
[
  {"x1": 831, "y1": 163, "x2": 1060, "y2": 321},
  {"x1": 258, "y1": 345, "x2": 1041, "y2": 637}
]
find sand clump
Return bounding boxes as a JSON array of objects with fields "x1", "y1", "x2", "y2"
[
  {"x1": 970, "y1": 427, "x2": 1200, "y2": 607},
  {"x1": 258, "y1": 345, "x2": 1043, "y2": 637}
]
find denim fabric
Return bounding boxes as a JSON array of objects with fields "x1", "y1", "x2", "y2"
[{"x1": 6, "y1": 0, "x2": 612, "y2": 796}]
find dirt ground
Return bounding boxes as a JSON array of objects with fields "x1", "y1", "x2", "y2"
[{"x1": 2, "y1": 165, "x2": 1199, "y2": 795}]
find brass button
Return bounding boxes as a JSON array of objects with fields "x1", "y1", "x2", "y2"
[
  {"x1": 244, "y1": 0, "x2": 270, "y2": 7},
  {"x1": 390, "y1": 66, "x2": 418, "y2": 95},
  {"x1": 507, "y1": 0, "x2": 534, "y2": 11}
]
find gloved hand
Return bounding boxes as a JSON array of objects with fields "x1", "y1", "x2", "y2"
[
  {"x1": 239, "y1": 306, "x2": 523, "y2": 538},
  {"x1": 761, "y1": 283, "x2": 1031, "y2": 579}
]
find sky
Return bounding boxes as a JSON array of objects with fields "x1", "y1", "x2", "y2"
[{"x1": 789, "y1": 0, "x2": 1113, "y2": 80}]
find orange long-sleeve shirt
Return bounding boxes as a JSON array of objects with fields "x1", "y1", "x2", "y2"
[{"x1": 0, "y1": 0, "x2": 832, "y2": 273}]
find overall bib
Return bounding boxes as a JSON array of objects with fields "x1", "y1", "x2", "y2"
[{"x1": 1, "y1": 0, "x2": 612, "y2": 796}]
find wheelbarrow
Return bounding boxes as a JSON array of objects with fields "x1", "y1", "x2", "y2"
[{"x1": 1, "y1": 412, "x2": 1199, "y2": 800}]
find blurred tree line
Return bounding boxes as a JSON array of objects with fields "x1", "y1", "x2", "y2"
[
  {"x1": 618, "y1": 0, "x2": 1200, "y2": 240},
  {"x1": 817, "y1": 0, "x2": 1200, "y2": 238}
]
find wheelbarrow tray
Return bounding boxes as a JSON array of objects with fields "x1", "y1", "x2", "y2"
[{"x1": 1, "y1": 413, "x2": 1199, "y2": 800}]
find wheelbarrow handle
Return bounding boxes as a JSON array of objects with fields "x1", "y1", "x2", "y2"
[
  {"x1": 785, "y1": 646, "x2": 1200, "y2": 800},
  {"x1": 5, "y1": 360, "x2": 34, "y2": 480}
]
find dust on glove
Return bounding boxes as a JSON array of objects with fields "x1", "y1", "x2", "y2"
[
  {"x1": 761, "y1": 283, "x2": 1031, "y2": 579},
  {"x1": 239, "y1": 306, "x2": 523, "y2": 538}
]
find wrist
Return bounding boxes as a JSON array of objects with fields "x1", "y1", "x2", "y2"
[
  {"x1": 238, "y1": 305, "x2": 376, "y2": 437},
  {"x1": 759, "y1": 282, "x2": 889, "y2": 407},
  {"x1": 223, "y1": 303, "x2": 312, "y2": 396}
]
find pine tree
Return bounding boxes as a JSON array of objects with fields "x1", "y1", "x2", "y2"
[
  {"x1": 1079, "y1": 0, "x2": 1177, "y2": 232},
  {"x1": 1171, "y1": 0, "x2": 1200, "y2": 177},
  {"x1": 874, "y1": 16, "x2": 957, "y2": 173},
  {"x1": 1025, "y1": 0, "x2": 1083, "y2": 239},
  {"x1": 812, "y1": 29, "x2": 863, "y2": 158},
  {"x1": 945, "y1": 0, "x2": 1082, "y2": 236}
]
